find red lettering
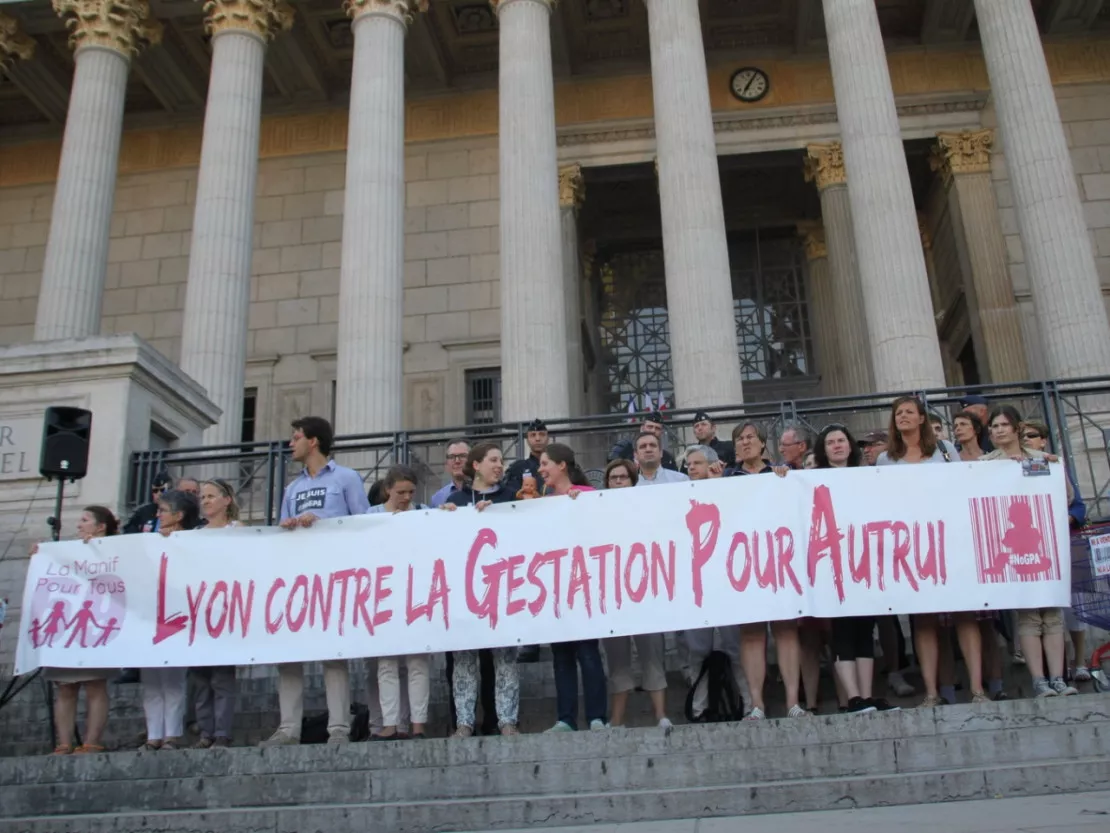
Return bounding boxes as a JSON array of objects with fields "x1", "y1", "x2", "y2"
[
  {"x1": 650, "y1": 541, "x2": 676, "y2": 600},
  {"x1": 332, "y1": 569, "x2": 356, "y2": 635},
  {"x1": 286, "y1": 575, "x2": 309, "y2": 633},
  {"x1": 863, "y1": 521, "x2": 891, "y2": 592},
  {"x1": 807, "y1": 485, "x2": 845, "y2": 603},
  {"x1": 205, "y1": 580, "x2": 229, "y2": 639},
  {"x1": 612, "y1": 545, "x2": 622, "y2": 609},
  {"x1": 265, "y1": 578, "x2": 285, "y2": 634},
  {"x1": 229, "y1": 580, "x2": 254, "y2": 638},
  {"x1": 309, "y1": 574, "x2": 335, "y2": 631},
  {"x1": 527, "y1": 549, "x2": 568, "y2": 618},
  {"x1": 588, "y1": 544, "x2": 614, "y2": 615},
  {"x1": 891, "y1": 522, "x2": 917, "y2": 592},
  {"x1": 353, "y1": 568, "x2": 373, "y2": 635},
  {"x1": 686, "y1": 501, "x2": 720, "y2": 607},
  {"x1": 373, "y1": 566, "x2": 394, "y2": 629},
  {"x1": 938, "y1": 521, "x2": 947, "y2": 584},
  {"x1": 567, "y1": 546, "x2": 592, "y2": 616},
  {"x1": 185, "y1": 581, "x2": 207, "y2": 646},
  {"x1": 726, "y1": 532, "x2": 752, "y2": 592},
  {"x1": 526, "y1": 552, "x2": 549, "y2": 617},
  {"x1": 624, "y1": 543, "x2": 649, "y2": 603},
  {"x1": 849, "y1": 524, "x2": 870, "y2": 588},
  {"x1": 465, "y1": 528, "x2": 500, "y2": 627},
  {"x1": 776, "y1": 528, "x2": 801, "y2": 596},
  {"x1": 153, "y1": 553, "x2": 188, "y2": 645},
  {"x1": 754, "y1": 531, "x2": 777, "y2": 590},
  {"x1": 406, "y1": 565, "x2": 425, "y2": 625},
  {"x1": 505, "y1": 555, "x2": 526, "y2": 617},
  {"x1": 428, "y1": 559, "x2": 450, "y2": 629},
  {"x1": 915, "y1": 522, "x2": 943, "y2": 586}
]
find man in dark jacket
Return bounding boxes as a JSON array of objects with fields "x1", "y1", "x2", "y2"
[
  {"x1": 122, "y1": 471, "x2": 173, "y2": 534},
  {"x1": 504, "y1": 418, "x2": 550, "y2": 495},
  {"x1": 610, "y1": 411, "x2": 678, "y2": 471},
  {"x1": 681, "y1": 411, "x2": 734, "y2": 474}
]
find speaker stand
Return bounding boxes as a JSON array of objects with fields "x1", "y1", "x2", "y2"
[{"x1": 46, "y1": 476, "x2": 65, "y2": 543}]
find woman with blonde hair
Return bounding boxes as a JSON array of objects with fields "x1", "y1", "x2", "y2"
[{"x1": 191, "y1": 479, "x2": 241, "y2": 747}]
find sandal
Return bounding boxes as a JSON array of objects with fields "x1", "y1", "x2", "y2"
[
  {"x1": 499, "y1": 724, "x2": 520, "y2": 736},
  {"x1": 139, "y1": 740, "x2": 162, "y2": 752},
  {"x1": 73, "y1": 744, "x2": 105, "y2": 754},
  {"x1": 52, "y1": 744, "x2": 74, "y2": 755},
  {"x1": 452, "y1": 725, "x2": 474, "y2": 738},
  {"x1": 193, "y1": 737, "x2": 214, "y2": 749},
  {"x1": 161, "y1": 737, "x2": 182, "y2": 750}
]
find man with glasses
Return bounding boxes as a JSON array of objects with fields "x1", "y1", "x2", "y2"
[{"x1": 430, "y1": 439, "x2": 470, "y2": 508}]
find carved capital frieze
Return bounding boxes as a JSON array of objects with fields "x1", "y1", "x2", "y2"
[
  {"x1": 804, "y1": 142, "x2": 846, "y2": 191},
  {"x1": 52, "y1": 0, "x2": 162, "y2": 57},
  {"x1": 559, "y1": 163, "x2": 584, "y2": 210},
  {"x1": 797, "y1": 222, "x2": 827, "y2": 262},
  {"x1": 0, "y1": 13, "x2": 35, "y2": 66},
  {"x1": 344, "y1": 0, "x2": 427, "y2": 24},
  {"x1": 930, "y1": 129, "x2": 994, "y2": 185},
  {"x1": 203, "y1": 0, "x2": 295, "y2": 41}
]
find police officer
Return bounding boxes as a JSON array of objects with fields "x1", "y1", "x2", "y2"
[{"x1": 682, "y1": 411, "x2": 734, "y2": 474}]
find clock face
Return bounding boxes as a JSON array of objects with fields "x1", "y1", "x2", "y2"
[{"x1": 730, "y1": 67, "x2": 769, "y2": 103}]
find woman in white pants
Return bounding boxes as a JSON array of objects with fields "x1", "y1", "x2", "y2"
[
  {"x1": 368, "y1": 466, "x2": 431, "y2": 739},
  {"x1": 140, "y1": 489, "x2": 201, "y2": 750}
]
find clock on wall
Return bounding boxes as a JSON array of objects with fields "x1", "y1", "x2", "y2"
[{"x1": 730, "y1": 67, "x2": 769, "y2": 103}]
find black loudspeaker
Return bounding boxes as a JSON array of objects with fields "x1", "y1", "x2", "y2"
[{"x1": 39, "y1": 407, "x2": 92, "y2": 480}]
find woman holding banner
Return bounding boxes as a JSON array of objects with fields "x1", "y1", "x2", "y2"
[
  {"x1": 443, "y1": 443, "x2": 521, "y2": 736},
  {"x1": 33, "y1": 506, "x2": 119, "y2": 755},
  {"x1": 369, "y1": 466, "x2": 429, "y2": 740},
  {"x1": 141, "y1": 490, "x2": 201, "y2": 750},
  {"x1": 535, "y1": 444, "x2": 608, "y2": 732},
  {"x1": 877, "y1": 397, "x2": 988, "y2": 708},
  {"x1": 191, "y1": 479, "x2": 241, "y2": 749}
]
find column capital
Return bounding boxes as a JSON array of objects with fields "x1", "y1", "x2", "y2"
[
  {"x1": 804, "y1": 142, "x2": 847, "y2": 190},
  {"x1": 797, "y1": 222, "x2": 827, "y2": 262},
  {"x1": 344, "y1": 0, "x2": 427, "y2": 24},
  {"x1": 931, "y1": 128, "x2": 994, "y2": 185},
  {"x1": 52, "y1": 0, "x2": 162, "y2": 56},
  {"x1": 491, "y1": 0, "x2": 556, "y2": 15},
  {"x1": 559, "y1": 163, "x2": 584, "y2": 210},
  {"x1": 0, "y1": 12, "x2": 35, "y2": 65},
  {"x1": 203, "y1": 0, "x2": 295, "y2": 41}
]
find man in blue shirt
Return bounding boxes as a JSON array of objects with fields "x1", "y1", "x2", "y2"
[
  {"x1": 430, "y1": 438, "x2": 470, "y2": 508},
  {"x1": 261, "y1": 416, "x2": 369, "y2": 747}
]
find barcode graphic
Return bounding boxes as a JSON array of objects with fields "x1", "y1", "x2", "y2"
[{"x1": 969, "y1": 495, "x2": 1060, "y2": 584}]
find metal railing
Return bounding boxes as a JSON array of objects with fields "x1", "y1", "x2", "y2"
[{"x1": 127, "y1": 377, "x2": 1110, "y2": 525}]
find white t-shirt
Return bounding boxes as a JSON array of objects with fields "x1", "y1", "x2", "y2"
[{"x1": 877, "y1": 440, "x2": 958, "y2": 466}]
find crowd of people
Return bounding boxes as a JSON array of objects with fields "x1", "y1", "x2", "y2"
[{"x1": 35, "y1": 395, "x2": 1098, "y2": 754}]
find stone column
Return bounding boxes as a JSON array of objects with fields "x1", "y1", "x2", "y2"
[
  {"x1": 805, "y1": 142, "x2": 874, "y2": 396},
  {"x1": 973, "y1": 0, "x2": 1110, "y2": 378},
  {"x1": 494, "y1": 0, "x2": 569, "y2": 422},
  {"x1": 334, "y1": 0, "x2": 423, "y2": 435},
  {"x1": 931, "y1": 129, "x2": 1029, "y2": 383},
  {"x1": 821, "y1": 0, "x2": 945, "y2": 391},
  {"x1": 559, "y1": 164, "x2": 586, "y2": 417},
  {"x1": 179, "y1": 1, "x2": 292, "y2": 447},
  {"x1": 798, "y1": 224, "x2": 840, "y2": 396},
  {"x1": 34, "y1": 1, "x2": 161, "y2": 341},
  {"x1": 643, "y1": 0, "x2": 744, "y2": 408}
]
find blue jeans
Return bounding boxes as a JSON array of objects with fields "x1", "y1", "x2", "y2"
[{"x1": 552, "y1": 639, "x2": 607, "y2": 728}]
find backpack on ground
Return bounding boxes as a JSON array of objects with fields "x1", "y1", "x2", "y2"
[{"x1": 684, "y1": 650, "x2": 745, "y2": 723}]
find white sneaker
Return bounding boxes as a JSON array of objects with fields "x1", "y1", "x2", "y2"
[
  {"x1": 545, "y1": 721, "x2": 574, "y2": 733},
  {"x1": 787, "y1": 704, "x2": 810, "y2": 718},
  {"x1": 327, "y1": 727, "x2": 350, "y2": 745},
  {"x1": 259, "y1": 729, "x2": 299, "y2": 748},
  {"x1": 589, "y1": 719, "x2": 607, "y2": 731},
  {"x1": 744, "y1": 707, "x2": 765, "y2": 721},
  {"x1": 1074, "y1": 666, "x2": 1093, "y2": 683},
  {"x1": 887, "y1": 671, "x2": 915, "y2": 697},
  {"x1": 658, "y1": 717, "x2": 674, "y2": 730},
  {"x1": 1050, "y1": 677, "x2": 1079, "y2": 696}
]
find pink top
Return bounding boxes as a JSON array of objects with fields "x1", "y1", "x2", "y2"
[{"x1": 544, "y1": 484, "x2": 596, "y2": 497}]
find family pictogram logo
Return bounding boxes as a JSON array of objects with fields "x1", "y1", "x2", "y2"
[{"x1": 27, "y1": 557, "x2": 127, "y2": 649}]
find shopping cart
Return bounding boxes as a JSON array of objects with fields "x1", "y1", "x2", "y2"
[{"x1": 1070, "y1": 520, "x2": 1110, "y2": 692}]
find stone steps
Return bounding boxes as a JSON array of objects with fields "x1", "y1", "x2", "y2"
[{"x1": 1, "y1": 696, "x2": 1108, "y2": 832}]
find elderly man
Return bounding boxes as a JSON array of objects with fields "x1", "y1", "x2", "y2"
[
  {"x1": 610, "y1": 411, "x2": 678, "y2": 471},
  {"x1": 859, "y1": 431, "x2": 888, "y2": 466},
  {"x1": 681, "y1": 443, "x2": 750, "y2": 718},
  {"x1": 778, "y1": 424, "x2": 809, "y2": 470}
]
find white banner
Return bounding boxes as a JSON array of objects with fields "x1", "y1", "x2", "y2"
[{"x1": 14, "y1": 461, "x2": 1071, "y2": 673}]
